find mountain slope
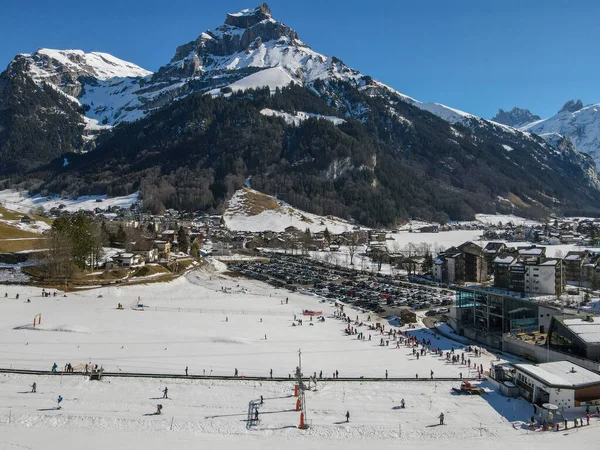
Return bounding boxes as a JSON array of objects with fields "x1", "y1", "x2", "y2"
[
  {"x1": 2, "y1": 3, "x2": 600, "y2": 225},
  {"x1": 520, "y1": 100, "x2": 600, "y2": 161}
]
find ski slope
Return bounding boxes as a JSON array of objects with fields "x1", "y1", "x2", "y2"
[{"x1": 1, "y1": 264, "x2": 598, "y2": 449}]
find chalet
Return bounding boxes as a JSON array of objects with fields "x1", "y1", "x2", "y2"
[
  {"x1": 132, "y1": 241, "x2": 159, "y2": 263},
  {"x1": 153, "y1": 240, "x2": 171, "y2": 259},
  {"x1": 110, "y1": 252, "x2": 144, "y2": 269},
  {"x1": 20, "y1": 214, "x2": 36, "y2": 224}
]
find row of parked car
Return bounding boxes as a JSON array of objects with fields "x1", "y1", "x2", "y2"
[{"x1": 229, "y1": 254, "x2": 456, "y2": 316}]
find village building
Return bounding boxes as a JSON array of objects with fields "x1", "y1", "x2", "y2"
[
  {"x1": 131, "y1": 241, "x2": 159, "y2": 263},
  {"x1": 548, "y1": 315, "x2": 600, "y2": 361},
  {"x1": 20, "y1": 214, "x2": 36, "y2": 224},
  {"x1": 432, "y1": 242, "x2": 487, "y2": 284},
  {"x1": 513, "y1": 361, "x2": 600, "y2": 411}
]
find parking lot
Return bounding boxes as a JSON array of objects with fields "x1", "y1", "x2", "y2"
[{"x1": 227, "y1": 254, "x2": 456, "y2": 318}]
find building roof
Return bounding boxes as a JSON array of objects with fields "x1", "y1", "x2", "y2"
[
  {"x1": 513, "y1": 361, "x2": 600, "y2": 388},
  {"x1": 494, "y1": 255, "x2": 516, "y2": 264},
  {"x1": 564, "y1": 254, "x2": 583, "y2": 261},
  {"x1": 561, "y1": 316, "x2": 600, "y2": 344},
  {"x1": 539, "y1": 259, "x2": 559, "y2": 266},
  {"x1": 484, "y1": 242, "x2": 505, "y2": 253},
  {"x1": 518, "y1": 247, "x2": 544, "y2": 256}
]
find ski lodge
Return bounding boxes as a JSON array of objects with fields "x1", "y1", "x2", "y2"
[{"x1": 512, "y1": 361, "x2": 600, "y2": 412}]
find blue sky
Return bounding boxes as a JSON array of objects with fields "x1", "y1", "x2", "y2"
[{"x1": 1, "y1": 0, "x2": 597, "y2": 119}]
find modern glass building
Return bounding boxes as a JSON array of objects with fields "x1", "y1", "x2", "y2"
[{"x1": 453, "y1": 287, "x2": 553, "y2": 348}]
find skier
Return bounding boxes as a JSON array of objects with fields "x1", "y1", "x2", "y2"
[
  {"x1": 345, "y1": 411, "x2": 350, "y2": 422},
  {"x1": 270, "y1": 369, "x2": 273, "y2": 379},
  {"x1": 385, "y1": 370, "x2": 388, "y2": 379},
  {"x1": 185, "y1": 366, "x2": 188, "y2": 376},
  {"x1": 162, "y1": 387, "x2": 168, "y2": 399},
  {"x1": 438, "y1": 412, "x2": 444, "y2": 425},
  {"x1": 400, "y1": 398, "x2": 405, "y2": 409},
  {"x1": 51, "y1": 363, "x2": 57, "y2": 372},
  {"x1": 235, "y1": 368, "x2": 238, "y2": 377},
  {"x1": 430, "y1": 370, "x2": 434, "y2": 379},
  {"x1": 335, "y1": 369, "x2": 339, "y2": 378},
  {"x1": 156, "y1": 404, "x2": 163, "y2": 415},
  {"x1": 31, "y1": 382, "x2": 36, "y2": 393},
  {"x1": 260, "y1": 395, "x2": 264, "y2": 405},
  {"x1": 57, "y1": 395, "x2": 63, "y2": 409},
  {"x1": 254, "y1": 408, "x2": 259, "y2": 421},
  {"x1": 264, "y1": 334, "x2": 267, "y2": 340}
]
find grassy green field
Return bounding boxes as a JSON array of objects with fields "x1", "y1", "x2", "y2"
[{"x1": 0, "y1": 222, "x2": 47, "y2": 253}]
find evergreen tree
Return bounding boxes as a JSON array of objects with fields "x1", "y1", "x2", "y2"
[
  {"x1": 177, "y1": 226, "x2": 189, "y2": 253},
  {"x1": 190, "y1": 240, "x2": 201, "y2": 260}
]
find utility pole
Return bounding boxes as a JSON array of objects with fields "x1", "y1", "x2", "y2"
[{"x1": 297, "y1": 348, "x2": 308, "y2": 427}]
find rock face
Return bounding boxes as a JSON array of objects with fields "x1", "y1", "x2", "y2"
[
  {"x1": 559, "y1": 99, "x2": 584, "y2": 113},
  {"x1": 492, "y1": 107, "x2": 541, "y2": 127},
  {"x1": 224, "y1": 3, "x2": 272, "y2": 28}
]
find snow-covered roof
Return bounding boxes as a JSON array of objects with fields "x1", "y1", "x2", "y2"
[
  {"x1": 564, "y1": 254, "x2": 582, "y2": 261},
  {"x1": 540, "y1": 259, "x2": 559, "y2": 266},
  {"x1": 514, "y1": 361, "x2": 600, "y2": 388},
  {"x1": 493, "y1": 255, "x2": 515, "y2": 264},
  {"x1": 518, "y1": 247, "x2": 543, "y2": 256},
  {"x1": 562, "y1": 316, "x2": 600, "y2": 344}
]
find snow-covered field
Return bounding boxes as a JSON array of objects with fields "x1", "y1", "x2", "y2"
[
  {"x1": 224, "y1": 188, "x2": 358, "y2": 234},
  {"x1": 4, "y1": 372, "x2": 590, "y2": 450},
  {"x1": 0, "y1": 189, "x2": 139, "y2": 214},
  {"x1": 1, "y1": 264, "x2": 598, "y2": 448},
  {"x1": 0, "y1": 264, "x2": 492, "y2": 377}
]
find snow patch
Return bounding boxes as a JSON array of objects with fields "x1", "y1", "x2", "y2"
[
  {"x1": 0, "y1": 189, "x2": 138, "y2": 214},
  {"x1": 260, "y1": 108, "x2": 345, "y2": 126}
]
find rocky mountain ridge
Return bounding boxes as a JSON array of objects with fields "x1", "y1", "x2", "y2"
[
  {"x1": 1, "y1": 3, "x2": 600, "y2": 224},
  {"x1": 492, "y1": 107, "x2": 541, "y2": 128}
]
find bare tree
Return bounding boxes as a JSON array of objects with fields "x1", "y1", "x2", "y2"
[
  {"x1": 371, "y1": 248, "x2": 386, "y2": 272},
  {"x1": 347, "y1": 235, "x2": 359, "y2": 265},
  {"x1": 45, "y1": 229, "x2": 76, "y2": 280}
]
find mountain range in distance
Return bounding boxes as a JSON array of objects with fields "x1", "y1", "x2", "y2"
[{"x1": 0, "y1": 3, "x2": 599, "y2": 226}]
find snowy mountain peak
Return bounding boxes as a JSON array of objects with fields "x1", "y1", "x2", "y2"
[
  {"x1": 491, "y1": 107, "x2": 541, "y2": 128},
  {"x1": 225, "y1": 3, "x2": 272, "y2": 28},
  {"x1": 166, "y1": 3, "x2": 301, "y2": 70},
  {"x1": 26, "y1": 48, "x2": 151, "y2": 81},
  {"x1": 559, "y1": 99, "x2": 584, "y2": 113},
  {"x1": 521, "y1": 100, "x2": 600, "y2": 161}
]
